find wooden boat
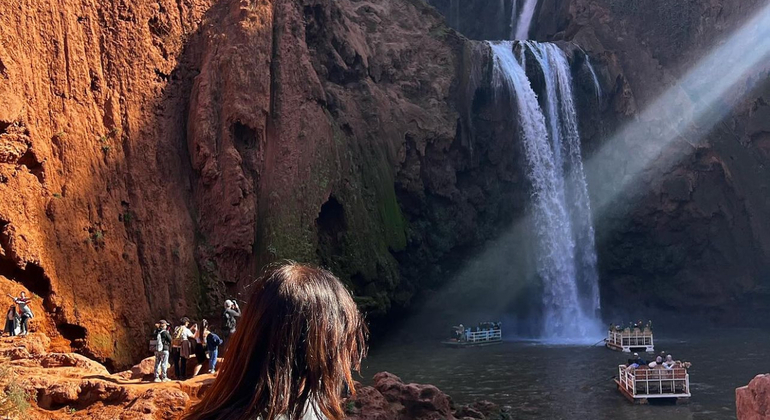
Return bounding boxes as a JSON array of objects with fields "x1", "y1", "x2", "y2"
[
  {"x1": 615, "y1": 364, "x2": 691, "y2": 404},
  {"x1": 442, "y1": 322, "x2": 502, "y2": 348},
  {"x1": 605, "y1": 326, "x2": 654, "y2": 353}
]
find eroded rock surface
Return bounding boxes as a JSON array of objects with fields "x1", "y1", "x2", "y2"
[{"x1": 736, "y1": 374, "x2": 770, "y2": 420}]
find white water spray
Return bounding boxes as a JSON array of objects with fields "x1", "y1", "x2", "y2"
[
  {"x1": 509, "y1": 0, "x2": 519, "y2": 40},
  {"x1": 514, "y1": 0, "x2": 539, "y2": 40},
  {"x1": 585, "y1": 56, "x2": 603, "y2": 101},
  {"x1": 490, "y1": 41, "x2": 601, "y2": 340}
]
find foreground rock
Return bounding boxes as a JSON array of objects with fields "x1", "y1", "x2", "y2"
[
  {"x1": 0, "y1": 333, "x2": 214, "y2": 419},
  {"x1": 0, "y1": 334, "x2": 504, "y2": 420},
  {"x1": 347, "y1": 372, "x2": 510, "y2": 420},
  {"x1": 736, "y1": 374, "x2": 770, "y2": 420}
]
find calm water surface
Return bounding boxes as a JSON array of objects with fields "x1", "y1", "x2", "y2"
[{"x1": 360, "y1": 328, "x2": 764, "y2": 419}]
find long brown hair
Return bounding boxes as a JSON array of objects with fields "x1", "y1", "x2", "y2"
[{"x1": 185, "y1": 261, "x2": 367, "y2": 420}]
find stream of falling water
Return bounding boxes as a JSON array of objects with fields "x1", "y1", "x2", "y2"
[
  {"x1": 513, "y1": 0, "x2": 539, "y2": 40},
  {"x1": 490, "y1": 41, "x2": 601, "y2": 340}
]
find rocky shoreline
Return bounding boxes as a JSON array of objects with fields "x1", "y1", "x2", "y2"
[{"x1": 0, "y1": 333, "x2": 509, "y2": 419}]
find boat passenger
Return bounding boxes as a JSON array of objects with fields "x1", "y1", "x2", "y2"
[
  {"x1": 626, "y1": 353, "x2": 646, "y2": 371},
  {"x1": 663, "y1": 355, "x2": 675, "y2": 369}
]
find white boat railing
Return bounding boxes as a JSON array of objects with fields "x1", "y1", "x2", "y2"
[
  {"x1": 464, "y1": 329, "x2": 502, "y2": 343},
  {"x1": 617, "y1": 365, "x2": 690, "y2": 398},
  {"x1": 607, "y1": 330, "x2": 654, "y2": 347}
]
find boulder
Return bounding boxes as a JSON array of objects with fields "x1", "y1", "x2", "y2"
[
  {"x1": 372, "y1": 372, "x2": 454, "y2": 419},
  {"x1": 129, "y1": 356, "x2": 157, "y2": 380},
  {"x1": 127, "y1": 387, "x2": 191, "y2": 418},
  {"x1": 39, "y1": 352, "x2": 110, "y2": 375},
  {"x1": 737, "y1": 374, "x2": 770, "y2": 419}
]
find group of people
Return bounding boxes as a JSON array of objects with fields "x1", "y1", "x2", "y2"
[
  {"x1": 4, "y1": 291, "x2": 33, "y2": 337},
  {"x1": 150, "y1": 299, "x2": 241, "y2": 383},
  {"x1": 626, "y1": 351, "x2": 686, "y2": 371},
  {"x1": 452, "y1": 322, "x2": 502, "y2": 341},
  {"x1": 609, "y1": 320, "x2": 653, "y2": 333}
]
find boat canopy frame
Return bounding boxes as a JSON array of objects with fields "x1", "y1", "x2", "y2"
[
  {"x1": 606, "y1": 330, "x2": 654, "y2": 353},
  {"x1": 616, "y1": 365, "x2": 691, "y2": 402}
]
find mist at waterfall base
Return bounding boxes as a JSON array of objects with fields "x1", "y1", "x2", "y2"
[{"x1": 392, "y1": 3, "x2": 770, "y2": 347}]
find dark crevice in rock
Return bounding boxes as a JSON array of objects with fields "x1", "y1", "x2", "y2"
[
  {"x1": 17, "y1": 147, "x2": 44, "y2": 184},
  {"x1": 0, "y1": 257, "x2": 53, "y2": 307},
  {"x1": 316, "y1": 196, "x2": 347, "y2": 266},
  {"x1": 0, "y1": 120, "x2": 11, "y2": 134},
  {"x1": 232, "y1": 121, "x2": 257, "y2": 149}
]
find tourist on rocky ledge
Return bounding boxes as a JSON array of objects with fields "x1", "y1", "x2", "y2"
[
  {"x1": 185, "y1": 261, "x2": 367, "y2": 420},
  {"x1": 172, "y1": 317, "x2": 195, "y2": 379},
  {"x1": 7, "y1": 291, "x2": 33, "y2": 336},
  {"x1": 192, "y1": 319, "x2": 210, "y2": 377},
  {"x1": 153, "y1": 320, "x2": 173, "y2": 383},
  {"x1": 205, "y1": 328, "x2": 222, "y2": 374},
  {"x1": 3, "y1": 304, "x2": 18, "y2": 336},
  {"x1": 222, "y1": 299, "x2": 241, "y2": 346}
]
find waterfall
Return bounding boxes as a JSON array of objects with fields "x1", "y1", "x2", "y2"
[
  {"x1": 490, "y1": 41, "x2": 600, "y2": 339},
  {"x1": 585, "y1": 56, "x2": 603, "y2": 101},
  {"x1": 514, "y1": 0, "x2": 539, "y2": 40},
  {"x1": 509, "y1": 0, "x2": 518, "y2": 40}
]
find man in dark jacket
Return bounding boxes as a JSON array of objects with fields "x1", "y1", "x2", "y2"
[
  {"x1": 206, "y1": 330, "x2": 223, "y2": 373},
  {"x1": 153, "y1": 320, "x2": 173, "y2": 382},
  {"x1": 222, "y1": 300, "x2": 241, "y2": 346}
]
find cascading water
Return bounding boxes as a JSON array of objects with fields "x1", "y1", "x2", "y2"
[
  {"x1": 509, "y1": 0, "x2": 519, "y2": 40},
  {"x1": 585, "y1": 57, "x2": 603, "y2": 101},
  {"x1": 490, "y1": 41, "x2": 601, "y2": 340},
  {"x1": 513, "y1": 0, "x2": 539, "y2": 40}
]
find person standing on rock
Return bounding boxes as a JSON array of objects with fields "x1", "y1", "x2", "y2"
[
  {"x1": 4, "y1": 304, "x2": 18, "y2": 337},
  {"x1": 153, "y1": 320, "x2": 173, "y2": 383},
  {"x1": 205, "y1": 328, "x2": 222, "y2": 374},
  {"x1": 185, "y1": 261, "x2": 367, "y2": 420},
  {"x1": 191, "y1": 319, "x2": 210, "y2": 377},
  {"x1": 172, "y1": 317, "x2": 195, "y2": 380},
  {"x1": 7, "y1": 292, "x2": 33, "y2": 336},
  {"x1": 221, "y1": 299, "x2": 241, "y2": 347}
]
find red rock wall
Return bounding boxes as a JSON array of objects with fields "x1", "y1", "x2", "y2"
[
  {"x1": 0, "y1": 0, "x2": 218, "y2": 366},
  {"x1": 737, "y1": 374, "x2": 770, "y2": 420},
  {"x1": 1, "y1": 0, "x2": 492, "y2": 364}
]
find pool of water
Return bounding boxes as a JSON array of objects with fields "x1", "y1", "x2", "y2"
[{"x1": 360, "y1": 328, "x2": 762, "y2": 419}]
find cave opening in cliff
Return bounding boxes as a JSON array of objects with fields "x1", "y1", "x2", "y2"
[
  {"x1": 232, "y1": 121, "x2": 258, "y2": 149},
  {"x1": 0, "y1": 255, "x2": 53, "y2": 305},
  {"x1": 316, "y1": 196, "x2": 347, "y2": 265}
]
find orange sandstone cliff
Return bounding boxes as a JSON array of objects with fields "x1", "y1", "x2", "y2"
[{"x1": 0, "y1": 0, "x2": 487, "y2": 366}]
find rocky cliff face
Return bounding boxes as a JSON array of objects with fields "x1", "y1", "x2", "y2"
[
  {"x1": 1, "y1": 0, "x2": 537, "y2": 365},
  {"x1": 0, "y1": 0, "x2": 215, "y2": 366}
]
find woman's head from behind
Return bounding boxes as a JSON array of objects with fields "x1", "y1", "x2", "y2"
[{"x1": 186, "y1": 261, "x2": 367, "y2": 420}]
